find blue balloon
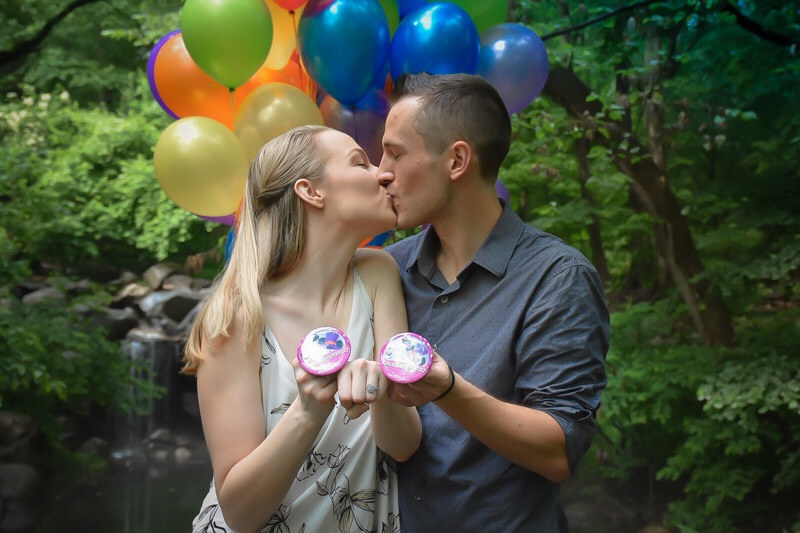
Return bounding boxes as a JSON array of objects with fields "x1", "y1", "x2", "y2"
[
  {"x1": 477, "y1": 23, "x2": 549, "y2": 114},
  {"x1": 224, "y1": 228, "x2": 236, "y2": 262},
  {"x1": 389, "y1": 3, "x2": 480, "y2": 80},
  {"x1": 397, "y1": 0, "x2": 425, "y2": 18},
  {"x1": 299, "y1": 0, "x2": 390, "y2": 106}
]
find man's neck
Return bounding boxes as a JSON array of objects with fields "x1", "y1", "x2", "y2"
[{"x1": 432, "y1": 193, "x2": 503, "y2": 284}]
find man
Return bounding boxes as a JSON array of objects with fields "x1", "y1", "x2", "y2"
[{"x1": 380, "y1": 73, "x2": 610, "y2": 532}]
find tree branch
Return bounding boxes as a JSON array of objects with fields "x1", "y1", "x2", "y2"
[
  {"x1": 541, "y1": 0, "x2": 663, "y2": 41},
  {"x1": 720, "y1": 0, "x2": 797, "y2": 48},
  {"x1": 0, "y1": 0, "x2": 104, "y2": 67}
]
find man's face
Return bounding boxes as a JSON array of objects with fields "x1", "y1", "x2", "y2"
[{"x1": 378, "y1": 98, "x2": 450, "y2": 230}]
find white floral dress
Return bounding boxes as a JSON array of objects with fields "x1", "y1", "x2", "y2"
[{"x1": 192, "y1": 264, "x2": 401, "y2": 533}]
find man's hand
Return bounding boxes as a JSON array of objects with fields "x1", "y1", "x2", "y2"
[{"x1": 386, "y1": 351, "x2": 455, "y2": 407}]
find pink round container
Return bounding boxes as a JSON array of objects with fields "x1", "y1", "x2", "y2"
[
  {"x1": 379, "y1": 332, "x2": 433, "y2": 383},
  {"x1": 297, "y1": 327, "x2": 351, "y2": 376}
]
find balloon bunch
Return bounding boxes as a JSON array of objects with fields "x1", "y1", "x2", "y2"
[{"x1": 148, "y1": 0, "x2": 548, "y2": 224}]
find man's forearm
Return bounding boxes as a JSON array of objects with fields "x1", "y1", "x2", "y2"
[{"x1": 436, "y1": 372, "x2": 571, "y2": 483}]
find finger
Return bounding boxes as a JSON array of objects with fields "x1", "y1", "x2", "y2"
[
  {"x1": 365, "y1": 367, "x2": 387, "y2": 402},
  {"x1": 345, "y1": 360, "x2": 370, "y2": 405},
  {"x1": 336, "y1": 369, "x2": 355, "y2": 409},
  {"x1": 346, "y1": 403, "x2": 369, "y2": 420}
]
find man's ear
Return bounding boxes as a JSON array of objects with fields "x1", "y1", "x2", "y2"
[
  {"x1": 448, "y1": 140, "x2": 472, "y2": 182},
  {"x1": 294, "y1": 179, "x2": 324, "y2": 209}
]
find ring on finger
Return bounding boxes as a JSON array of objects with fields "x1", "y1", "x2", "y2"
[{"x1": 366, "y1": 383, "x2": 378, "y2": 394}]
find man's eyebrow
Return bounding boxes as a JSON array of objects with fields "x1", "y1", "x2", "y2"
[{"x1": 383, "y1": 140, "x2": 404, "y2": 149}]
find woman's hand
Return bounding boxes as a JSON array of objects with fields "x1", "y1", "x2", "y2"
[
  {"x1": 337, "y1": 359, "x2": 388, "y2": 420},
  {"x1": 291, "y1": 358, "x2": 339, "y2": 423}
]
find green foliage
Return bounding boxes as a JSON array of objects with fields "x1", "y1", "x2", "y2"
[
  {"x1": 599, "y1": 305, "x2": 800, "y2": 532},
  {"x1": 0, "y1": 293, "x2": 162, "y2": 468},
  {"x1": 0, "y1": 81, "x2": 226, "y2": 271}
]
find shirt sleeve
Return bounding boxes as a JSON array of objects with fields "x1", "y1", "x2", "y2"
[{"x1": 515, "y1": 262, "x2": 610, "y2": 470}]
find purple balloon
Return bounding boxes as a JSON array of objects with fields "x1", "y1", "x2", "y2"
[
  {"x1": 147, "y1": 30, "x2": 180, "y2": 120},
  {"x1": 389, "y1": 3, "x2": 480, "y2": 80},
  {"x1": 496, "y1": 179, "x2": 510, "y2": 202},
  {"x1": 197, "y1": 213, "x2": 236, "y2": 225},
  {"x1": 320, "y1": 89, "x2": 388, "y2": 165},
  {"x1": 478, "y1": 23, "x2": 549, "y2": 114}
]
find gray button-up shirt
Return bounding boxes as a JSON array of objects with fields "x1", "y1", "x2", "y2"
[{"x1": 385, "y1": 201, "x2": 609, "y2": 532}]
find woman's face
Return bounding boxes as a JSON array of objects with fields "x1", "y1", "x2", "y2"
[{"x1": 315, "y1": 129, "x2": 397, "y2": 236}]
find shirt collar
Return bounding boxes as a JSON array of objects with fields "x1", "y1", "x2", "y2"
[{"x1": 404, "y1": 199, "x2": 524, "y2": 278}]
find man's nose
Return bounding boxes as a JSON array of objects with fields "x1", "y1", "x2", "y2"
[{"x1": 377, "y1": 156, "x2": 394, "y2": 187}]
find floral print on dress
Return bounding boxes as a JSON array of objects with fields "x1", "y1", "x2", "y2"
[
  {"x1": 192, "y1": 264, "x2": 400, "y2": 533},
  {"x1": 258, "y1": 504, "x2": 308, "y2": 533}
]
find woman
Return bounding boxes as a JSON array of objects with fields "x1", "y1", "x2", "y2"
[{"x1": 184, "y1": 125, "x2": 421, "y2": 533}]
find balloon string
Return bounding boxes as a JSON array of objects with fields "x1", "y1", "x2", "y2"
[
  {"x1": 289, "y1": 10, "x2": 311, "y2": 98},
  {"x1": 229, "y1": 88, "x2": 236, "y2": 128}
]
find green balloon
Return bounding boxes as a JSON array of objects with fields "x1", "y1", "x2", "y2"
[
  {"x1": 429, "y1": 0, "x2": 507, "y2": 34},
  {"x1": 379, "y1": 0, "x2": 400, "y2": 37},
  {"x1": 181, "y1": 0, "x2": 273, "y2": 89}
]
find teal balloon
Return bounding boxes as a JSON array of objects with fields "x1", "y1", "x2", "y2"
[
  {"x1": 181, "y1": 0, "x2": 274, "y2": 89},
  {"x1": 389, "y1": 3, "x2": 479, "y2": 80},
  {"x1": 299, "y1": 0, "x2": 390, "y2": 106},
  {"x1": 478, "y1": 23, "x2": 549, "y2": 114}
]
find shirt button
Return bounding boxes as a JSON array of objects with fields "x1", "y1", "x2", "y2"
[
  {"x1": 414, "y1": 494, "x2": 421, "y2": 502},
  {"x1": 440, "y1": 296, "x2": 449, "y2": 303}
]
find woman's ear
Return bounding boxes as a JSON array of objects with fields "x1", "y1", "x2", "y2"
[
  {"x1": 294, "y1": 179, "x2": 324, "y2": 209},
  {"x1": 449, "y1": 140, "x2": 472, "y2": 182}
]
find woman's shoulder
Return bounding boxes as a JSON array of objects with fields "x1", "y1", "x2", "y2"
[{"x1": 353, "y1": 248, "x2": 402, "y2": 291}]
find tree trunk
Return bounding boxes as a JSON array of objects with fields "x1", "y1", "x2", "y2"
[
  {"x1": 575, "y1": 136, "x2": 611, "y2": 284},
  {"x1": 543, "y1": 65, "x2": 735, "y2": 346}
]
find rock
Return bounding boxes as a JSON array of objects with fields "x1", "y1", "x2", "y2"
[
  {"x1": 78, "y1": 437, "x2": 110, "y2": 458},
  {"x1": 149, "y1": 449, "x2": 170, "y2": 465},
  {"x1": 104, "y1": 307, "x2": 139, "y2": 341},
  {"x1": 148, "y1": 428, "x2": 173, "y2": 444},
  {"x1": 162, "y1": 274, "x2": 193, "y2": 291},
  {"x1": 12, "y1": 278, "x2": 47, "y2": 299},
  {"x1": 112, "y1": 282, "x2": 152, "y2": 309},
  {"x1": 0, "y1": 412, "x2": 38, "y2": 465},
  {"x1": 21, "y1": 287, "x2": 64, "y2": 306},
  {"x1": 137, "y1": 290, "x2": 175, "y2": 317},
  {"x1": 191, "y1": 278, "x2": 213, "y2": 290},
  {"x1": 117, "y1": 270, "x2": 139, "y2": 286},
  {"x1": 174, "y1": 447, "x2": 193, "y2": 466},
  {"x1": 160, "y1": 290, "x2": 202, "y2": 323},
  {"x1": 66, "y1": 279, "x2": 92, "y2": 296},
  {"x1": 143, "y1": 263, "x2": 180, "y2": 290},
  {"x1": 0, "y1": 463, "x2": 41, "y2": 531}
]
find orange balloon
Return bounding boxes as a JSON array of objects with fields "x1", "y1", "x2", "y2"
[
  {"x1": 238, "y1": 52, "x2": 313, "y2": 102},
  {"x1": 153, "y1": 32, "x2": 250, "y2": 129}
]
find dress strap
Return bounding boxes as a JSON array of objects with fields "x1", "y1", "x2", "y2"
[{"x1": 350, "y1": 255, "x2": 373, "y2": 319}]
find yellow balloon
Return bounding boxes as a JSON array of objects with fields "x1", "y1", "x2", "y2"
[
  {"x1": 264, "y1": 0, "x2": 304, "y2": 70},
  {"x1": 154, "y1": 117, "x2": 249, "y2": 216},
  {"x1": 235, "y1": 82, "x2": 324, "y2": 161}
]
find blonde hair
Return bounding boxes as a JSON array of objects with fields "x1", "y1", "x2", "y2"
[{"x1": 182, "y1": 125, "x2": 329, "y2": 374}]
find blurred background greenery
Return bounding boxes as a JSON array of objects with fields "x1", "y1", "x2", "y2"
[{"x1": 1, "y1": 1, "x2": 798, "y2": 531}]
